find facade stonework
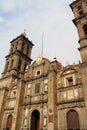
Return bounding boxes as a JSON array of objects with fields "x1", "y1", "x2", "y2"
[{"x1": 0, "y1": 0, "x2": 87, "y2": 130}]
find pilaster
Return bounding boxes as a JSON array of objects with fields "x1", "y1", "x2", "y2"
[{"x1": 48, "y1": 65, "x2": 57, "y2": 130}]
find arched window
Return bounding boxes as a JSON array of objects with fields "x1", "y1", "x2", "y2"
[
  {"x1": 14, "y1": 43, "x2": 18, "y2": 51},
  {"x1": 67, "y1": 110, "x2": 80, "y2": 130},
  {"x1": 21, "y1": 42, "x2": 25, "y2": 51},
  {"x1": 26, "y1": 45, "x2": 29, "y2": 55},
  {"x1": 83, "y1": 24, "x2": 87, "y2": 35},
  {"x1": 5, "y1": 62, "x2": 9, "y2": 71},
  {"x1": 24, "y1": 63, "x2": 27, "y2": 72},
  {"x1": 6, "y1": 114, "x2": 13, "y2": 130},
  {"x1": 18, "y1": 60, "x2": 21, "y2": 70},
  {"x1": 11, "y1": 59, "x2": 14, "y2": 69}
]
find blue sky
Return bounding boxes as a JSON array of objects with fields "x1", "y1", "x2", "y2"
[{"x1": 0, "y1": 0, "x2": 81, "y2": 76}]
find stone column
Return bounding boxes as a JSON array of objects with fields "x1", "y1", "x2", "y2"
[
  {"x1": 11, "y1": 80, "x2": 25, "y2": 130},
  {"x1": 81, "y1": 63, "x2": 87, "y2": 117},
  {"x1": 48, "y1": 65, "x2": 57, "y2": 130}
]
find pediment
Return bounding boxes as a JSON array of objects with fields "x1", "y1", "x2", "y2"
[{"x1": 61, "y1": 67, "x2": 77, "y2": 77}]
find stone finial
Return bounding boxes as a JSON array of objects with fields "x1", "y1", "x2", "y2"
[
  {"x1": 66, "y1": 61, "x2": 69, "y2": 66},
  {"x1": 21, "y1": 31, "x2": 26, "y2": 37},
  {"x1": 36, "y1": 55, "x2": 42, "y2": 65}
]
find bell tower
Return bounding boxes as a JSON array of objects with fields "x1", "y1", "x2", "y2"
[
  {"x1": 70, "y1": 0, "x2": 87, "y2": 63},
  {"x1": 0, "y1": 33, "x2": 34, "y2": 130},
  {"x1": 2, "y1": 32, "x2": 34, "y2": 79},
  {"x1": 70, "y1": 0, "x2": 87, "y2": 114}
]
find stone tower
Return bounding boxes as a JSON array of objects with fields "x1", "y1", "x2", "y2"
[
  {"x1": 70, "y1": 0, "x2": 87, "y2": 114},
  {"x1": 2, "y1": 32, "x2": 34, "y2": 79},
  {"x1": 0, "y1": 33, "x2": 34, "y2": 130}
]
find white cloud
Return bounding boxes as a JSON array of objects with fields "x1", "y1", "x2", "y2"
[
  {"x1": 0, "y1": 17, "x2": 4, "y2": 23},
  {"x1": 0, "y1": 0, "x2": 15, "y2": 12}
]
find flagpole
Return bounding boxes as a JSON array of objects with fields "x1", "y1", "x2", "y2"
[{"x1": 41, "y1": 32, "x2": 44, "y2": 57}]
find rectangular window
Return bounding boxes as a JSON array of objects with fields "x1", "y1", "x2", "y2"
[
  {"x1": 35, "y1": 83, "x2": 40, "y2": 94},
  {"x1": 67, "y1": 77, "x2": 73, "y2": 86},
  {"x1": 77, "y1": 5, "x2": 83, "y2": 16}
]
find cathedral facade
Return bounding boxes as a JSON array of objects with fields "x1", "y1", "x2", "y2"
[{"x1": 0, "y1": 0, "x2": 87, "y2": 130}]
